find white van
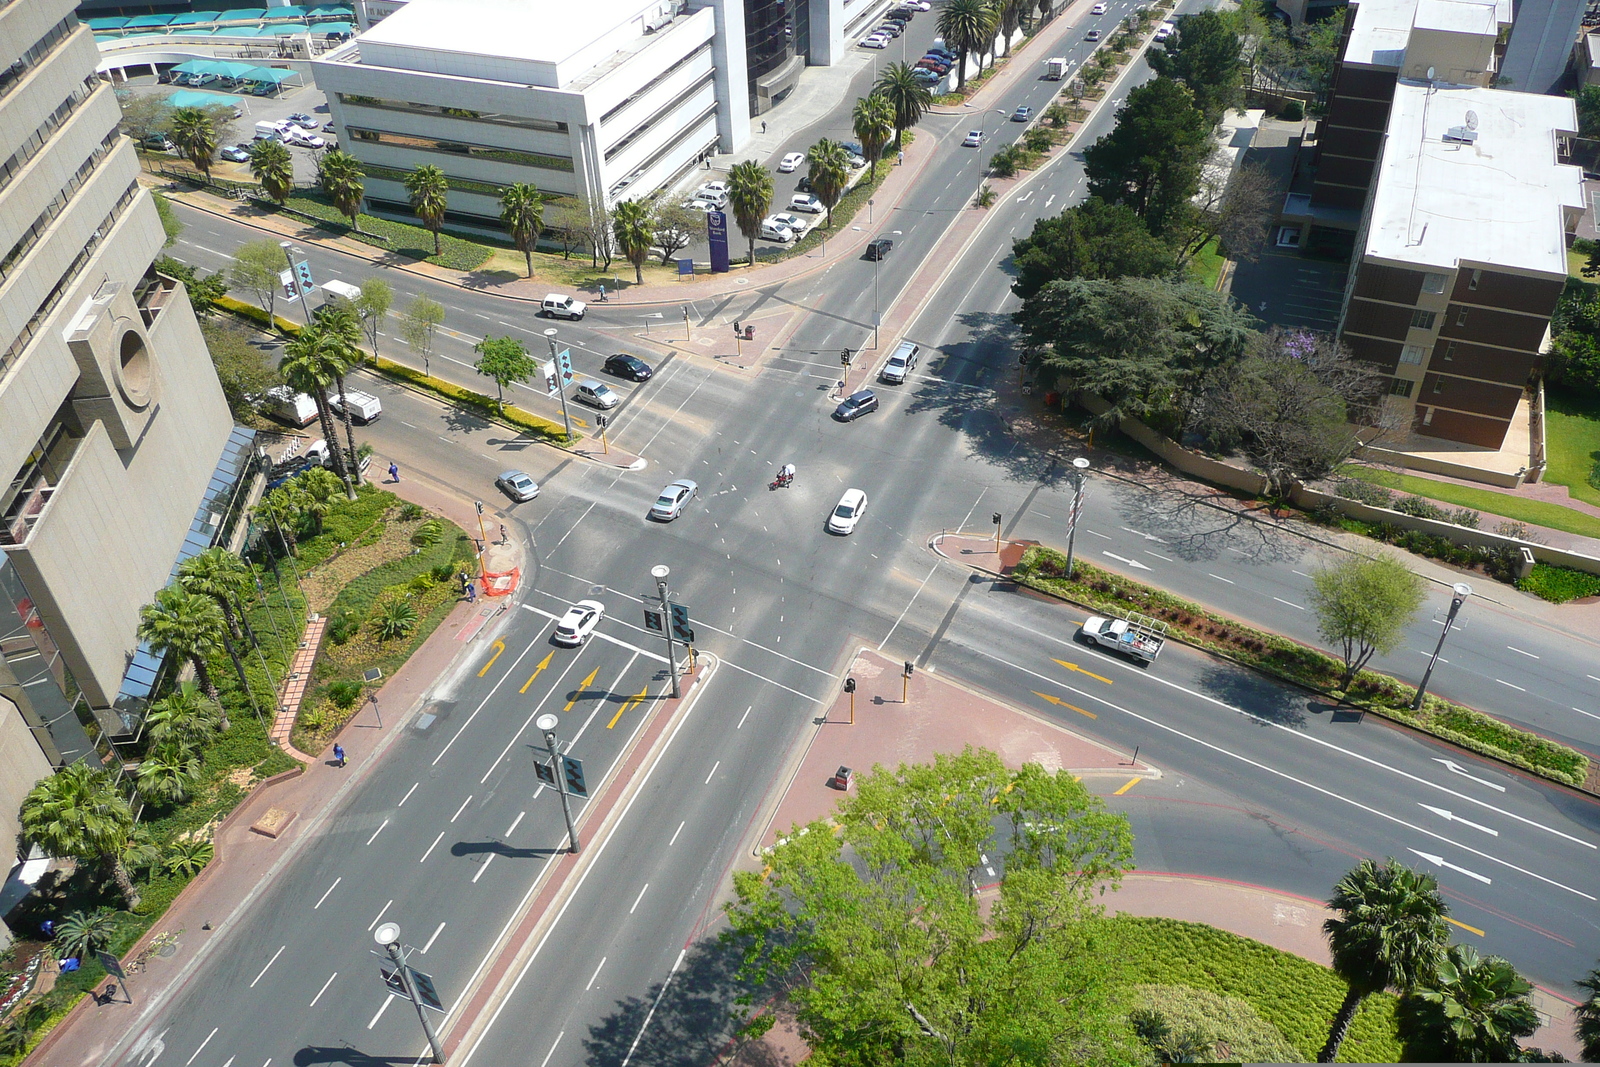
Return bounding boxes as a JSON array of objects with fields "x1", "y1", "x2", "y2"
[
  {"x1": 321, "y1": 279, "x2": 362, "y2": 305},
  {"x1": 254, "y1": 120, "x2": 287, "y2": 141},
  {"x1": 264, "y1": 386, "x2": 318, "y2": 427}
]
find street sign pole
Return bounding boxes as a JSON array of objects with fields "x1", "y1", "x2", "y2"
[
  {"x1": 536, "y1": 713, "x2": 581, "y2": 853},
  {"x1": 280, "y1": 241, "x2": 312, "y2": 327},
  {"x1": 1064, "y1": 457, "x2": 1091, "y2": 579},
  {"x1": 652, "y1": 565, "x2": 681, "y2": 698},
  {"x1": 544, "y1": 328, "x2": 574, "y2": 441},
  {"x1": 375, "y1": 924, "x2": 444, "y2": 1063}
]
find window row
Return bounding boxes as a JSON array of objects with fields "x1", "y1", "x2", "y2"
[
  {"x1": 599, "y1": 42, "x2": 713, "y2": 126},
  {"x1": 347, "y1": 127, "x2": 574, "y2": 172},
  {"x1": 0, "y1": 132, "x2": 121, "y2": 280},
  {"x1": 0, "y1": 79, "x2": 97, "y2": 198},
  {"x1": 604, "y1": 72, "x2": 714, "y2": 163},
  {"x1": 1409, "y1": 306, "x2": 1472, "y2": 331},
  {"x1": 0, "y1": 17, "x2": 79, "y2": 104},
  {"x1": 337, "y1": 93, "x2": 568, "y2": 134}
]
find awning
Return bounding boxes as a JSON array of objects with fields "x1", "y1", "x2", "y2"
[
  {"x1": 265, "y1": 4, "x2": 312, "y2": 17},
  {"x1": 244, "y1": 67, "x2": 301, "y2": 85},
  {"x1": 267, "y1": 23, "x2": 305, "y2": 34},
  {"x1": 216, "y1": 7, "x2": 270, "y2": 22},
  {"x1": 307, "y1": 4, "x2": 355, "y2": 16},
  {"x1": 86, "y1": 17, "x2": 130, "y2": 29},
  {"x1": 310, "y1": 21, "x2": 353, "y2": 35},
  {"x1": 124, "y1": 14, "x2": 179, "y2": 27},
  {"x1": 168, "y1": 89, "x2": 244, "y2": 109}
]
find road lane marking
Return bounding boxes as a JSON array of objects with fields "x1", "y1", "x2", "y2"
[
  {"x1": 1507, "y1": 646, "x2": 1540, "y2": 659},
  {"x1": 1432, "y1": 759, "x2": 1505, "y2": 792},
  {"x1": 1272, "y1": 597, "x2": 1304, "y2": 610},
  {"x1": 250, "y1": 946, "x2": 286, "y2": 987},
  {"x1": 365, "y1": 818, "x2": 389, "y2": 845},
  {"x1": 506, "y1": 811, "x2": 525, "y2": 836},
  {"x1": 705, "y1": 761, "x2": 720, "y2": 784},
  {"x1": 1207, "y1": 573, "x2": 1234, "y2": 584},
  {"x1": 716, "y1": 655, "x2": 824, "y2": 700},
  {"x1": 1032, "y1": 691, "x2": 1096, "y2": 718},
  {"x1": 520, "y1": 652, "x2": 554, "y2": 693},
  {"x1": 630, "y1": 884, "x2": 649, "y2": 914},
  {"x1": 420, "y1": 832, "x2": 445, "y2": 862},
  {"x1": 479, "y1": 639, "x2": 506, "y2": 676},
  {"x1": 585, "y1": 956, "x2": 607, "y2": 991},
  {"x1": 309, "y1": 973, "x2": 337, "y2": 1007},
  {"x1": 1147, "y1": 551, "x2": 1174, "y2": 562},
  {"x1": 185, "y1": 1028, "x2": 218, "y2": 1065},
  {"x1": 398, "y1": 782, "x2": 418, "y2": 806},
  {"x1": 570, "y1": 654, "x2": 639, "y2": 748},
  {"x1": 1102, "y1": 550, "x2": 1151, "y2": 570},
  {"x1": 473, "y1": 852, "x2": 496, "y2": 883},
  {"x1": 1417, "y1": 650, "x2": 1449, "y2": 664},
  {"x1": 451, "y1": 796, "x2": 473, "y2": 823},
  {"x1": 368, "y1": 900, "x2": 392, "y2": 931},
  {"x1": 878, "y1": 561, "x2": 940, "y2": 650},
  {"x1": 1292, "y1": 569, "x2": 1312, "y2": 578},
  {"x1": 737, "y1": 706, "x2": 751, "y2": 729},
  {"x1": 1495, "y1": 679, "x2": 1526, "y2": 692},
  {"x1": 1574, "y1": 707, "x2": 1600, "y2": 721},
  {"x1": 367, "y1": 994, "x2": 395, "y2": 1029},
  {"x1": 1053, "y1": 658, "x2": 1111, "y2": 685},
  {"x1": 314, "y1": 877, "x2": 340, "y2": 909},
  {"x1": 1446, "y1": 917, "x2": 1486, "y2": 937},
  {"x1": 478, "y1": 648, "x2": 596, "y2": 785},
  {"x1": 1420, "y1": 804, "x2": 1498, "y2": 835},
  {"x1": 519, "y1": 605, "x2": 669, "y2": 663},
  {"x1": 433, "y1": 633, "x2": 557, "y2": 766},
  {"x1": 608, "y1": 686, "x2": 649, "y2": 729},
  {"x1": 1408, "y1": 848, "x2": 1491, "y2": 885},
  {"x1": 669, "y1": 821, "x2": 685, "y2": 846},
  {"x1": 1085, "y1": 529, "x2": 1112, "y2": 539},
  {"x1": 621, "y1": 949, "x2": 686, "y2": 1067},
  {"x1": 539, "y1": 1033, "x2": 565, "y2": 1067},
  {"x1": 422, "y1": 922, "x2": 446, "y2": 953},
  {"x1": 1113, "y1": 777, "x2": 1141, "y2": 795},
  {"x1": 564, "y1": 667, "x2": 601, "y2": 711}
]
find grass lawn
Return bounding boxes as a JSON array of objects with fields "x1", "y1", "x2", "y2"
[
  {"x1": 1188, "y1": 237, "x2": 1225, "y2": 291},
  {"x1": 1569, "y1": 246, "x2": 1592, "y2": 279},
  {"x1": 1544, "y1": 388, "x2": 1600, "y2": 509},
  {"x1": 1342, "y1": 464, "x2": 1600, "y2": 540}
]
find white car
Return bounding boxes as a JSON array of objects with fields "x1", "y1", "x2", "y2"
[
  {"x1": 761, "y1": 219, "x2": 796, "y2": 242},
  {"x1": 962, "y1": 130, "x2": 983, "y2": 147},
  {"x1": 904, "y1": 0, "x2": 930, "y2": 9},
  {"x1": 827, "y1": 489, "x2": 868, "y2": 536},
  {"x1": 692, "y1": 188, "x2": 728, "y2": 209},
  {"x1": 552, "y1": 599, "x2": 605, "y2": 646},
  {"x1": 695, "y1": 180, "x2": 729, "y2": 199},
  {"x1": 778, "y1": 152, "x2": 805, "y2": 172},
  {"x1": 1091, "y1": 2, "x2": 1107, "y2": 12},
  {"x1": 1154, "y1": 22, "x2": 1174, "y2": 39},
  {"x1": 769, "y1": 211, "x2": 808, "y2": 235},
  {"x1": 860, "y1": 33, "x2": 889, "y2": 48},
  {"x1": 284, "y1": 126, "x2": 326, "y2": 149},
  {"x1": 789, "y1": 192, "x2": 824, "y2": 213}
]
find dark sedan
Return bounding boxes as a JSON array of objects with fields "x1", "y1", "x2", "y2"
[
  {"x1": 865, "y1": 238, "x2": 893, "y2": 260},
  {"x1": 605, "y1": 353, "x2": 653, "y2": 381},
  {"x1": 833, "y1": 389, "x2": 879, "y2": 421}
]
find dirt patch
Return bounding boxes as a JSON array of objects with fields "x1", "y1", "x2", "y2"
[{"x1": 301, "y1": 510, "x2": 428, "y2": 613}]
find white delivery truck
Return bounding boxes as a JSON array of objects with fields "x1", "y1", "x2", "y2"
[
  {"x1": 331, "y1": 389, "x2": 382, "y2": 423},
  {"x1": 264, "y1": 386, "x2": 318, "y2": 427},
  {"x1": 1079, "y1": 610, "x2": 1168, "y2": 664},
  {"x1": 1047, "y1": 56, "x2": 1068, "y2": 79},
  {"x1": 321, "y1": 278, "x2": 362, "y2": 306},
  {"x1": 254, "y1": 120, "x2": 287, "y2": 141}
]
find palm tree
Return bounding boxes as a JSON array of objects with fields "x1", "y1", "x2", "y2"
[
  {"x1": 939, "y1": 0, "x2": 999, "y2": 89},
  {"x1": 281, "y1": 325, "x2": 356, "y2": 499},
  {"x1": 1398, "y1": 944, "x2": 1538, "y2": 1062},
  {"x1": 310, "y1": 306, "x2": 365, "y2": 483},
  {"x1": 853, "y1": 94, "x2": 896, "y2": 174},
  {"x1": 1577, "y1": 965, "x2": 1600, "y2": 1061},
  {"x1": 500, "y1": 182, "x2": 544, "y2": 278},
  {"x1": 404, "y1": 164, "x2": 450, "y2": 256},
  {"x1": 255, "y1": 487, "x2": 303, "y2": 556},
  {"x1": 55, "y1": 908, "x2": 120, "y2": 960},
  {"x1": 726, "y1": 160, "x2": 775, "y2": 266},
  {"x1": 170, "y1": 107, "x2": 218, "y2": 179},
  {"x1": 317, "y1": 150, "x2": 366, "y2": 234},
  {"x1": 144, "y1": 682, "x2": 223, "y2": 755},
  {"x1": 1320, "y1": 858, "x2": 1450, "y2": 1062},
  {"x1": 138, "y1": 586, "x2": 229, "y2": 722},
  {"x1": 19, "y1": 763, "x2": 144, "y2": 907},
  {"x1": 248, "y1": 139, "x2": 294, "y2": 205},
  {"x1": 612, "y1": 199, "x2": 653, "y2": 285},
  {"x1": 297, "y1": 467, "x2": 344, "y2": 534},
  {"x1": 874, "y1": 63, "x2": 934, "y2": 150},
  {"x1": 996, "y1": 0, "x2": 1026, "y2": 55},
  {"x1": 136, "y1": 751, "x2": 202, "y2": 805},
  {"x1": 805, "y1": 140, "x2": 851, "y2": 228},
  {"x1": 178, "y1": 548, "x2": 257, "y2": 709}
]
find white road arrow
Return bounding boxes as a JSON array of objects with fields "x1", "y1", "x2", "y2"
[
  {"x1": 1408, "y1": 847, "x2": 1492, "y2": 885},
  {"x1": 1419, "y1": 804, "x2": 1499, "y2": 836},
  {"x1": 1101, "y1": 551, "x2": 1152, "y2": 571},
  {"x1": 1433, "y1": 758, "x2": 1506, "y2": 792},
  {"x1": 1119, "y1": 526, "x2": 1167, "y2": 543}
]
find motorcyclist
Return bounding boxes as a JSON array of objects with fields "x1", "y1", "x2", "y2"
[{"x1": 778, "y1": 463, "x2": 796, "y2": 485}]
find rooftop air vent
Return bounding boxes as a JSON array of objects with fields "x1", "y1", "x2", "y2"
[{"x1": 1442, "y1": 125, "x2": 1478, "y2": 145}]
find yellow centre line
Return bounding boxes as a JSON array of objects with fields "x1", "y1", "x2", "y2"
[
  {"x1": 1446, "y1": 916, "x2": 1485, "y2": 937},
  {"x1": 519, "y1": 651, "x2": 553, "y2": 693},
  {"x1": 607, "y1": 687, "x2": 650, "y2": 729},
  {"x1": 563, "y1": 667, "x2": 600, "y2": 712},
  {"x1": 477, "y1": 639, "x2": 505, "y2": 677},
  {"x1": 1112, "y1": 777, "x2": 1142, "y2": 796}
]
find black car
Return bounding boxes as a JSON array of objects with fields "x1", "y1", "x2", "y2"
[
  {"x1": 604, "y1": 353, "x2": 653, "y2": 381},
  {"x1": 797, "y1": 174, "x2": 813, "y2": 193},
  {"x1": 865, "y1": 238, "x2": 893, "y2": 260},
  {"x1": 834, "y1": 389, "x2": 879, "y2": 421}
]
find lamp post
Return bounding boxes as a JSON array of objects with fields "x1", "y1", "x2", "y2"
[
  {"x1": 652, "y1": 565, "x2": 681, "y2": 698},
  {"x1": 374, "y1": 923, "x2": 444, "y2": 1063},
  {"x1": 1411, "y1": 583, "x2": 1472, "y2": 710},
  {"x1": 1064, "y1": 457, "x2": 1090, "y2": 578},
  {"x1": 536, "y1": 712, "x2": 581, "y2": 853},
  {"x1": 280, "y1": 241, "x2": 311, "y2": 326},
  {"x1": 544, "y1": 327, "x2": 574, "y2": 441}
]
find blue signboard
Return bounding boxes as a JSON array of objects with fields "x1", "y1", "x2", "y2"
[{"x1": 707, "y1": 210, "x2": 730, "y2": 274}]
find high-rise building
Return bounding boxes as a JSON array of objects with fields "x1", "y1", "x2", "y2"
[{"x1": 0, "y1": 0, "x2": 242, "y2": 797}]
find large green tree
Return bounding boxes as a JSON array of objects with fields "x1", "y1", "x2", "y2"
[
  {"x1": 938, "y1": 0, "x2": 998, "y2": 89},
  {"x1": 228, "y1": 239, "x2": 287, "y2": 324},
  {"x1": 1308, "y1": 554, "x2": 1425, "y2": 689},
  {"x1": 805, "y1": 139, "x2": 851, "y2": 228},
  {"x1": 725, "y1": 748, "x2": 1136, "y2": 1065},
  {"x1": 399, "y1": 294, "x2": 446, "y2": 378},
  {"x1": 873, "y1": 63, "x2": 933, "y2": 149},
  {"x1": 404, "y1": 164, "x2": 450, "y2": 255},
  {"x1": 1397, "y1": 944, "x2": 1539, "y2": 1062},
  {"x1": 248, "y1": 139, "x2": 294, "y2": 205},
  {"x1": 317, "y1": 150, "x2": 366, "y2": 234},
  {"x1": 852, "y1": 93, "x2": 896, "y2": 174},
  {"x1": 472, "y1": 335, "x2": 535, "y2": 412},
  {"x1": 1147, "y1": 9, "x2": 1245, "y2": 123},
  {"x1": 726, "y1": 159, "x2": 775, "y2": 267},
  {"x1": 1320, "y1": 859, "x2": 1450, "y2": 1062},
  {"x1": 309, "y1": 306, "x2": 368, "y2": 485},
  {"x1": 281, "y1": 324, "x2": 356, "y2": 497},
  {"x1": 1009, "y1": 197, "x2": 1176, "y2": 300},
  {"x1": 144, "y1": 682, "x2": 224, "y2": 756},
  {"x1": 1083, "y1": 77, "x2": 1213, "y2": 238},
  {"x1": 178, "y1": 547, "x2": 259, "y2": 715},
  {"x1": 1573, "y1": 84, "x2": 1600, "y2": 139},
  {"x1": 612, "y1": 198, "x2": 653, "y2": 284},
  {"x1": 500, "y1": 182, "x2": 544, "y2": 278},
  {"x1": 20, "y1": 763, "x2": 151, "y2": 908},
  {"x1": 169, "y1": 106, "x2": 218, "y2": 179},
  {"x1": 137, "y1": 586, "x2": 229, "y2": 718}
]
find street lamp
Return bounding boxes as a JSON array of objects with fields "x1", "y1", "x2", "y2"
[
  {"x1": 280, "y1": 241, "x2": 311, "y2": 327},
  {"x1": 536, "y1": 712, "x2": 581, "y2": 853},
  {"x1": 1411, "y1": 583, "x2": 1472, "y2": 710},
  {"x1": 374, "y1": 922, "x2": 444, "y2": 1063},
  {"x1": 1064, "y1": 457, "x2": 1091, "y2": 578},
  {"x1": 544, "y1": 327, "x2": 574, "y2": 441},
  {"x1": 652, "y1": 565, "x2": 681, "y2": 698}
]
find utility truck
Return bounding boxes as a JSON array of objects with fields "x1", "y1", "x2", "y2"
[
  {"x1": 1079, "y1": 610, "x2": 1167, "y2": 664},
  {"x1": 1046, "y1": 57, "x2": 1068, "y2": 79}
]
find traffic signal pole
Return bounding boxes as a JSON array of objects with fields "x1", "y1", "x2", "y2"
[
  {"x1": 652, "y1": 565, "x2": 681, "y2": 698},
  {"x1": 535, "y1": 713, "x2": 581, "y2": 853}
]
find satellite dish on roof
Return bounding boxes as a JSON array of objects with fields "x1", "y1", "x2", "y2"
[
  {"x1": 1466, "y1": 110, "x2": 1479, "y2": 129},
  {"x1": 1427, "y1": 65, "x2": 1436, "y2": 80}
]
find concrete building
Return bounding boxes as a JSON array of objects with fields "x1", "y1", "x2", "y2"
[
  {"x1": 1500, "y1": 0, "x2": 1587, "y2": 94},
  {"x1": 0, "y1": 0, "x2": 241, "y2": 808},
  {"x1": 1337, "y1": 82, "x2": 1582, "y2": 447}
]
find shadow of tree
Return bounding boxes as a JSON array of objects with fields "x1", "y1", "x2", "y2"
[
  {"x1": 1109, "y1": 473, "x2": 1309, "y2": 566},
  {"x1": 1192, "y1": 661, "x2": 1312, "y2": 729},
  {"x1": 441, "y1": 406, "x2": 494, "y2": 436}
]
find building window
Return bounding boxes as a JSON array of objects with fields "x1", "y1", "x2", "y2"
[
  {"x1": 1455, "y1": 307, "x2": 1469, "y2": 326},
  {"x1": 336, "y1": 94, "x2": 568, "y2": 133},
  {"x1": 0, "y1": 17, "x2": 78, "y2": 104},
  {"x1": 599, "y1": 43, "x2": 714, "y2": 126},
  {"x1": 1421, "y1": 272, "x2": 1447, "y2": 294},
  {"x1": 1389, "y1": 378, "x2": 1414, "y2": 397},
  {"x1": 1410, "y1": 309, "x2": 1436, "y2": 330},
  {"x1": 1432, "y1": 378, "x2": 1444, "y2": 394},
  {"x1": 1400, "y1": 345, "x2": 1425, "y2": 365},
  {"x1": 1469, "y1": 268, "x2": 1481, "y2": 291},
  {"x1": 1443, "y1": 342, "x2": 1456, "y2": 361},
  {"x1": 345, "y1": 128, "x2": 574, "y2": 172},
  {"x1": 1422, "y1": 407, "x2": 1435, "y2": 426},
  {"x1": 604, "y1": 74, "x2": 716, "y2": 162}
]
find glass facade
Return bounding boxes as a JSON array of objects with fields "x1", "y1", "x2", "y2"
[
  {"x1": 745, "y1": 0, "x2": 808, "y2": 111},
  {"x1": 0, "y1": 555, "x2": 92, "y2": 765}
]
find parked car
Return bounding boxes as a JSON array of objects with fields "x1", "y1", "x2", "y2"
[
  {"x1": 552, "y1": 600, "x2": 605, "y2": 646},
  {"x1": 928, "y1": 45, "x2": 956, "y2": 60},
  {"x1": 865, "y1": 238, "x2": 893, "y2": 260},
  {"x1": 696, "y1": 180, "x2": 729, "y2": 198},
  {"x1": 219, "y1": 144, "x2": 251, "y2": 162},
  {"x1": 650, "y1": 479, "x2": 699, "y2": 522},
  {"x1": 1086, "y1": 28, "x2": 1101, "y2": 40},
  {"x1": 604, "y1": 353, "x2": 653, "y2": 381},
  {"x1": 833, "y1": 389, "x2": 879, "y2": 421},
  {"x1": 496, "y1": 470, "x2": 540, "y2": 502},
  {"x1": 1091, "y1": 2, "x2": 1107, "y2": 12},
  {"x1": 283, "y1": 126, "x2": 326, "y2": 149},
  {"x1": 796, "y1": 173, "x2": 813, "y2": 192},
  {"x1": 790, "y1": 192, "x2": 824, "y2": 213},
  {"x1": 288, "y1": 112, "x2": 319, "y2": 128},
  {"x1": 542, "y1": 293, "x2": 587, "y2": 319},
  {"x1": 904, "y1": 0, "x2": 930, "y2": 9},
  {"x1": 692, "y1": 188, "x2": 728, "y2": 209},
  {"x1": 575, "y1": 379, "x2": 619, "y2": 409},
  {"x1": 860, "y1": 33, "x2": 889, "y2": 48},
  {"x1": 778, "y1": 152, "x2": 806, "y2": 172},
  {"x1": 1154, "y1": 22, "x2": 1173, "y2": 39},
  {"x1": 761, "y1": 219, "x2": 796, "y2": 242},
  {"x1": 826, "y1": 489, "x2": 868, "y2": 535},
  {"x1": 962, "y1": 130, "x2": 983, "y2": 147},
  {"x1": 1012, "y1": 105, "x2": 1033, "y2": 122},
  {"x1": 918, "y1": 56, "x2": 951, "y2": 72},
  {"x1": 768, "y1": 211, "x2": 808, "y2": 235},
  {"x1": 874, "y1": 22, "x2": 902, "y2": 36},
  {"x1": 142, "y1": 135, "x2": 175, "y2": 151}
]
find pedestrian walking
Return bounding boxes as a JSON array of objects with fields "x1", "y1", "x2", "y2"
[
  {"x1": 897, "y1": 149, "x2": 904, "y2": 166},
  {"x1": 332, "y1": 743, "x2": 346, "y2": 767},
  {"x1": 466, "y1": 582, "x2": 477, "y2": 602},
  {"x1": 599, "y1": 283, "x2": 607, "y2": 302},
  {"x1": 761, "y1": 120, "x2": 767, "y2": 134},
  {"x1": 388, "y1": 462, "x2": 399, "y2": 483},
  {"x1": 499, "y1": 523, "x2": 507, "y2": 544}
]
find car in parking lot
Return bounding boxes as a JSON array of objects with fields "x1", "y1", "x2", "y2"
[
  {"x1": 790, "y1": 192, "x2": 824, "y2": 213},
  {"x1": 874, "y1": 22, "x2": 902, "y2": 36},
  {"x1": 927, "y1": 44, "x2": 956, "y2": 60},
  {"x1": 1085, "y1": 28, "x2": 1100, "y2": 40},
  {"x1": 918, "y1": 55, "x2": 951, "y2": 72},
  {"x1": 575, "y1": 379, "x2": 619, "y2": 409},
  {"x1": 495, "y1": 470, "x2": 540, "y2": 502},
  {"x1": 860, "y1": 33, "x2": 889, "y2": 48},
  {"x1": 962, "y1": 130, "x2": 983, "y2": 147},
  {"x1": 761, "y1": 219, "x2": 796, "y2": 242},
  {"x1": 604, "y1": 353, "x2": 653, "y2": 381},
  {"x1": 826, "y1": 489, "x2": 868, "y2": 535},
  {"x1": 865, "y1": 238, "x2": 893, "y2": 260},
  {"x1": 912, "y1": 69, "x2": 943, "y2": 85},
  {"x1": 288, "y1": 112, "x2": 319, "y2": 128},
  {"x1": 1012, "y1": 105, "x2": 1032, "y2": 122},
  {"x1": 769, "y1": 211, "x2": 808, "y2": 235},
  {"x1": 283, "y1": 127, "x2": 326, "y2": 149},
  {"x1": 650, "y1": 479, "x2": 699, "y2": 521},
  {"x1": 552, "y1": 600, "x2": 605, "y2": 646},
  {"x1": 778, "y1": 152, "x2": 806, "y2": 172},
  {"x1": 219, "y1": 144, "x2": 251, "y2": 161},
  {"x1": 696, "y1": 180, "x2": 729, "y2": 198},
  {"x1": 833, "y1": 389, "x2": 879, "y2": 421}
]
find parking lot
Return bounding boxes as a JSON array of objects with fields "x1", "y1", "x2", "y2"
[{"x1": 119, "y1": 76, "x2": 334, "y2": 183}]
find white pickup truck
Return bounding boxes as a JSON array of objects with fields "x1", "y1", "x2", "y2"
[{"x1": 1079, "y1": 611, "x2": 1168, "y2": 664}]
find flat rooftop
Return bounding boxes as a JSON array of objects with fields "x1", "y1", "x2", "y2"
[
  {"x1": 1343, "y1": 0, "x2": 1507, "y2": 68},
  {"x1": 357, "y1": 0, "x2": 653, "y2": 67},
  {"x1": 1364, "y1": 82, "x2": 1582, "y2": 276}
]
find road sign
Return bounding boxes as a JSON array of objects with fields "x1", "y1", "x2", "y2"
[
  {"x1": 534, "y1": 756, "x2": 555, "y2": 786},
  {"x1": 669, "y1": 603, "x2": 692, "y2": 642},
  {"x1": 562, "y1": 755, "x2": 587, "y2": 797},
  {"x1": 408, "y1": 967, "x2": 445, "y2": 1013},
  {"x1": 557, "y1": 347, "x2": 574, "y2": 385},
  {"x1": 97, "y1": 951, "x2": 125, "y2": 979},
  {"x1": 542, "y1": 359, "x2": 558, "y2": 395},
  {"x1": 293, "y1": 259, "x2": 316, "y2": 294},
  {"x1": 644, "y1": 608, "x2": 664, "y2": 633}
]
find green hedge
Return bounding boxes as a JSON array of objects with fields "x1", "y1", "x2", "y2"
[
  {"x1": 372, "y1": 356, "x2": 569, "y2": 442},
  {"x1": 1516, "y1": 562, "x2": 1600, "y2": 603}
]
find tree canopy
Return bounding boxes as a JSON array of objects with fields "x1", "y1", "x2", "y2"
[
  {"x1": 1308, "y1": 555, "x2": 1425, "y2": 688},
  {"x1": 724, "y1": 747, "x2": 1136, "y2": 1066},
  {"x1": 1147, "y1": 9, "x2": 1245, "y2": 123},
  {"x1": 473, "y1": 335, "x2": 535, "y2": 411},
  {"x1": 1009, "y1": 197, "x2": 1177, "y2": 300},
  {"x1": 1083, "y1": 78, "x2": 1213, "y2": 238}
]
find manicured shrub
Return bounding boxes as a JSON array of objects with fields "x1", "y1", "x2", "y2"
[
  {"x1": 1335, "y1": 477, "x2": 1393, "y2": 508},
  {"x1": 1517, "y1": 563, "x2": 1600, "y2": 603}
]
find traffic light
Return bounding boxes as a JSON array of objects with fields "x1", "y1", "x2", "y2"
[
  {"x1": 733, "y1": 319, "x2": 742, "y2": 335},
  {"x1": 841, "y1": 348, "x2": 853, "y2": 366},
  {"x1": 843, "y1": 677, "x2": 856, "y2": 693},
  {"x1": 904, "y1": 661, "x2": 914, "y2": 678}
]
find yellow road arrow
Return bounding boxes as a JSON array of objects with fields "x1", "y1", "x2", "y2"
[
  {"x1": 607, "y1": 686, "x2": 651, "y2": 729},
  {"x1": 519, "y1": 652, "x2": 553, "y2": 694},
  {"x1": 1032, "y1": 691, "x2": 1097, "y2": 719},
  {"x1": 563, "y1": 667, "x2": 600, "y2": 711},
  {"x1": 478, "y1": 639, "x2": 506, "y2": 677},
  {"x1": 1053, "y1": 658, "x2": 1112, "y2": 686}
]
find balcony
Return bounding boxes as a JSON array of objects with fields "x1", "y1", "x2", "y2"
[
  {"x1": 133, "y1": 269, "x2": 177, "y2": 328},
  {"x1": 0, "y1": 422, "x2": 82, "y2": 549}
]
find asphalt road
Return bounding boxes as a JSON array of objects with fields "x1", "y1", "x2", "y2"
[{"x1": 126, "y1": 4, "x2": 1600, "y2": 1063}]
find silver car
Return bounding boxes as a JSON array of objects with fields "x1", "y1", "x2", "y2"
[
  {"x1": 650, "y1": 479, "x2": 699, "y2": 521},
  {"x1": 495, "y1": 470, "x2": 539, "y2": 502}
]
